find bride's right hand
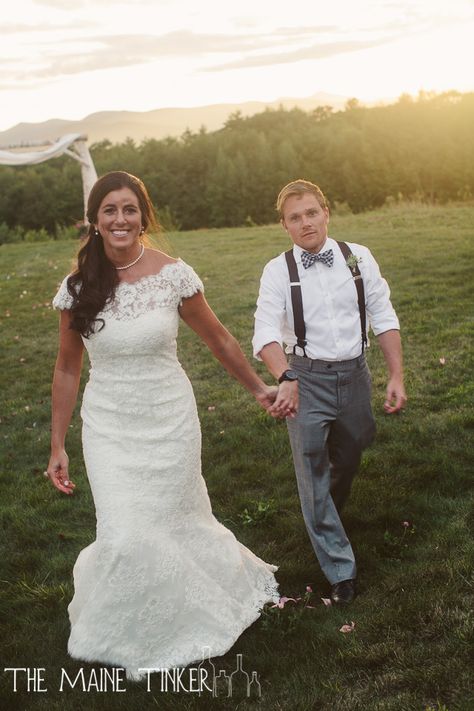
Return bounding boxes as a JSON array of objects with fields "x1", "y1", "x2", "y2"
[{"x1": 46, "y1": 449, "x2": 76, "y2": 495}]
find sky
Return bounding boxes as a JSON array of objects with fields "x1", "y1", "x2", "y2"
[{"x1": 0, "y1": 0, "x2": 473, "y2": 132}]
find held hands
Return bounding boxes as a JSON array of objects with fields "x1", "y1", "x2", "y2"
[
  {"x1": 268, "y1": 381, "x2": 299, "y2": 419},
  {"x1": 255, "y1": 383, "x2": 298, "y2": 419},
  {"x1": 46, "y1": 449, "x2": 75, "y2": 495},
  {"x1": 383, "y1": 377, "x2": 407, "y2": 414}
]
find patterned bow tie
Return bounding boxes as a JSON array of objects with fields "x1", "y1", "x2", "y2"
[{"x1": 301, "y1": 248, "x2": 334, "y2": 269}]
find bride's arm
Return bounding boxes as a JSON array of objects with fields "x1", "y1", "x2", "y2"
[
  {"x1": 47, "y1": 310, "x2": 84, "y2": 495},
  {"x1": 179, "y1": 292, "x2": 280, "y2": 415}
]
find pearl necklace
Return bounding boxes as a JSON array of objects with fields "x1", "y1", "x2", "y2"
[{"x1": 115, "y1": 244, "x2": 145, "y2": 271}]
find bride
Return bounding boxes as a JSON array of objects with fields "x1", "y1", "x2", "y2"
[{"x1": 46, "y1": 171, "x2": 289, "y2": 680}]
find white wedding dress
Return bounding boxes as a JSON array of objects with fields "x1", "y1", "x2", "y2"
[{"x1": 52, "y1": 259, "x2": 278, "y2": 681}]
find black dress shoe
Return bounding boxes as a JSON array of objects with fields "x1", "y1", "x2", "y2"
[{"x1": 330, "y1": 579, "x2": 357, "y2": 605}]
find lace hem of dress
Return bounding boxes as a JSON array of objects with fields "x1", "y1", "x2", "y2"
[{"x1": 68, "y1": 567, "x2": 279, "y2": 682}]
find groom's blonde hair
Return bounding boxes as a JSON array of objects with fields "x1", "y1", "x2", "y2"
[{"x1": 276, "y1": 179, "x2": 328, "y2": 218}]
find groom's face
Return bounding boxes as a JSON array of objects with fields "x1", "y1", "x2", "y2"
[{"x1": 281, "y1": 193, "x2": 329, "y2": 254}]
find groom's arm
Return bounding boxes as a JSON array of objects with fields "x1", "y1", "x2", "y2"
[{"x1": 253, "y1": 260, "x2": 298, "y2": 417}]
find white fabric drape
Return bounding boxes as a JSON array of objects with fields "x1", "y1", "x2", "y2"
[{"x1": 0, "y1": 133, "x2": 97, "y2": 221}]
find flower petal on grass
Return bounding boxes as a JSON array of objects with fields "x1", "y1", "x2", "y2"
[
  {"x1": 439, "y1": 357, "x2": 446, "y2": 365},
  {"x1": 321, "y1": 597, "x2": 332, "y2": 607},
  {"x1": 339, "y1": 621, "x2": 356, "y2": 633},
  {"x1": 271, "y1": 596, "x2": 298, "y2": 609}
]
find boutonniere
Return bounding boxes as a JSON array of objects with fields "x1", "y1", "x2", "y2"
[{"x1": 346, "y1": 254, "x2": 362, "y2": 273}]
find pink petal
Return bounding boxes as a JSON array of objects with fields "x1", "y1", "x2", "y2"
[
  {"x1": 306, "y1": 585, "x2": 313, "y2": 593},
  {"x1": 207, "y1": 406, "x2": 216, "y2": 411},
  {"x1": 402, "y1": 520, "x2": 410, "y2": 527},
  {"x1": 273, "y1": 596, "x2": 298, "y2": 608},
  {"x1": 321, "y1": 598, "x2": 332, "y2": 607},
  {"x1": 439, "y1": 357, "x2": 446, "y2": 365},
  {"x1": 339, "y1": 621, "x2": 356, "y2": 633}
]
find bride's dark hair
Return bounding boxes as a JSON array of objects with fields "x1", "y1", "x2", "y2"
[{"x1": 68, "y1": 171, "x2": 160, "y2": 337}]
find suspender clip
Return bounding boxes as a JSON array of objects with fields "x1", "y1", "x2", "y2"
[{"x1": 292, "y1": 343, "x2": 307, "y2": 357}]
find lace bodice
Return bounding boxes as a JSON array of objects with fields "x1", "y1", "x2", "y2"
[{"x1": 52, "y1": 259, "x2": 204, "y2": 319}]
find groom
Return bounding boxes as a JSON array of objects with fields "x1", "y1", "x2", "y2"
[{"x1": 254, "y1": 179, "x2": 406, "y2": 604}]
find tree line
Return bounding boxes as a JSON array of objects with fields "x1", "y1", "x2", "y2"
[{"x1": 0, "y1": 91, "x2": 473, "y2": 237}]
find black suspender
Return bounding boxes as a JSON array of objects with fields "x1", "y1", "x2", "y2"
[
  {"x1": 335, "y1": 241, "x2": 367, "y2": 350},
  {"x1": 284, "y1": 242, "x2": 367, "y2": 357},
  {"x1": 285, "y1": 250, "x2": 308, "y2": 356}
]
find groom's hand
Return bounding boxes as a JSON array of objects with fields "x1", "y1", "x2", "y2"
[{"x1": 268, "y1": 381, "x2": 299, "y2": 419}]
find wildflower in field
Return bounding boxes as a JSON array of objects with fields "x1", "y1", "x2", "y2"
[
  {"x1": 339, "y1": 621, "x2": 356, "y2": 633},
  {"x1": 439, "y1": 357, "x2": 446, "y2": 365},
  {"x1": 271, "y1": 596, "x2": 298, "y2": 609}
]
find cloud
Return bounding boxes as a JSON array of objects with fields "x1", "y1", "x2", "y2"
[
  {"x1": 1, "y1": 27, "x2": 345, "y2": 82},
  {"x1": 32, "y1": 0, "x2": 118, "y2": 6},
  {"x1": 0, "y1": 21, "x2": 418, "y2": 86},
  {"x1": 205, "y1": 38, "x2": 390, "y2": 71},
  {"x1": 18, "y1": 32, "x2": 268, "y2": 79},
  {"x1": 0, "y1": 20, "x2": 93, "y2": 33}
]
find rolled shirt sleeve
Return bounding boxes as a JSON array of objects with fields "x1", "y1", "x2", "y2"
[
  {"x1": 252, "y1": 259, "x2": 286, "y2": 360},
  {"x1": 358, "y1": 246, "x2": 400, "y2": 336}
]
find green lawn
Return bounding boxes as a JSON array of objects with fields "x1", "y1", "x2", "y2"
[{"x1": 0, "y1": 203, "x2": 473, "y2": 711}]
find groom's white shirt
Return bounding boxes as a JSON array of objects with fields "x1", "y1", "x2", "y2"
[{"x1": 252, "y1": 238, "x2": 399, "y2": 362}]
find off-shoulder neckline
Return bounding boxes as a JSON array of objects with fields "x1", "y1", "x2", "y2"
[{"x1": 116, "y1": 258, "x2": 184, "y2": 288}]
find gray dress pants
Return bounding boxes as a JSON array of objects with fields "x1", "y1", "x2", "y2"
[{"x1": 286, "y1": 353, "x2": 376, "y2": 585}]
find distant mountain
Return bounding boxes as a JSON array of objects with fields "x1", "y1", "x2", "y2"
[{"x1": 0, "y1": 93, "x2": 349, "y2": 147}]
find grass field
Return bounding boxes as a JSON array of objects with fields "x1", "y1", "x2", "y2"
[{"x1": 0, "y1": 203, "x2": 473, "y2": 711}]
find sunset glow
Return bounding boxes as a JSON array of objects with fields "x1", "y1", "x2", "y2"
[{"x1": 0, "y1": 0, "x2": 473, "y2": 131}]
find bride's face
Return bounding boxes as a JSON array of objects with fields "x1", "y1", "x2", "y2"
[{"x1": 95, "y1": 187, "x2": 143, "y2": 257}]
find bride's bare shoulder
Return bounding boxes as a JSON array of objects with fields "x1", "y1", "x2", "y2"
[{"x1": 145, "y1": 249, "x2": 178, "y2": 271}]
